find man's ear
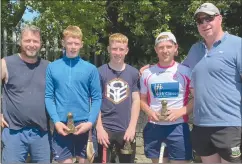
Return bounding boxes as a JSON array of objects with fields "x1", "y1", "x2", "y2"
[
  {"x1": 154, "y1": 46, "x2": 158, "y2": 54},
  {"x1": 61, "y1": 40, "x2": 65, "y2": 47},
  {"x1": 125, "y1": 47, "x2": 129, "y2": 55},
  {"x1": 107, "y1": 46, "x2": 110, "y2": 53},
  {"x1": 175, "y1": 44, "x2": 179, "y2": 56}
]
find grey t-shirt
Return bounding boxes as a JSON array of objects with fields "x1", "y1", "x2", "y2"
[
  {"x1": 2, "y1": 54, "x2": 49, "y2": 131},
  {"x1": 98, "y1": 64, "x2": 139, "y2": 132}
]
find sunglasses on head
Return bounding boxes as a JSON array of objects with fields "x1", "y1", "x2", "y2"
[{"x1": 195, "y1": 14, "x2": 218, "y2": 25}]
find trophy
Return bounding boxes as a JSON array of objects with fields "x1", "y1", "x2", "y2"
[
  {"x1": 120, "y1": 141, "x2": 133, "y2": 155},
  {"x1": 66, "y1": 112, "x2": 75, "y2": 134},
  {"x1": 158, "y1": 100, "x2": 168, "y2": 121}
]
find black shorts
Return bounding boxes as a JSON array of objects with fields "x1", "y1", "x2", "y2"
[
  {"x1": 93, "y1": 130, "x2": 136, "y2": 163},
  {"x1": 191, "y1": 125, "x2": 241, "y2": 163}
]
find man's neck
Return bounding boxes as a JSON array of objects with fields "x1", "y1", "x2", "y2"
[
  {"x1": 19, "y1": 53, "x2": 38, "y2": 64},
  {"x1": 108, "y1": 61, "x2": 126, "y2": 71},
  {"x1": 158, "y1": 60, "x2": 175, "y2": 68},
  {"x1": 205, "y1": 30, "x2": 224, "y2": 50}
]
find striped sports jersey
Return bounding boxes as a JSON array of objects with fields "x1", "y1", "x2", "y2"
[{"x1": 140, "y1": 61, "x2": 191, "y2": 125}]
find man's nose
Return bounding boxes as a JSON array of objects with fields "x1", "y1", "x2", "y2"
[
  {"x1": 71, "y1": 43, "x2": 77, "y2": 48},
  {"x1": 163, "y1": 47, "x2": 168, "y2": 53},
  {"x1": 28, "y1": 40, "x2": 35, "y2": 47}
]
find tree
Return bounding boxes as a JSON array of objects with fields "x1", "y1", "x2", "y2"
[
  {"x1": 3, "y1": 0, "x2": 241, "y2": 67},
  {"x1": 1, "y1": 0, "x2": 26, "y2": 57}
]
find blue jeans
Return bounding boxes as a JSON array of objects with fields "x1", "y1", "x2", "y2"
[{"x1": 1, "y1": 127, "x2": 51, "y2": 163}]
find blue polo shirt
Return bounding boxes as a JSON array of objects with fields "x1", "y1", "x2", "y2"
[{"x1": 183, "y1": 32, "x2": 242, "y2": 126}]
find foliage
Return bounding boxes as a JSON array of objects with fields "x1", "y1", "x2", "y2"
[{"x1": 2, "y1": 0, "x2": 241, "y2": 68}]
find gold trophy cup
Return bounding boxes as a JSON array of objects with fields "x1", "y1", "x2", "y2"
[
  {"x1": 158, "y1": 100, "x2": 168, "y2": 121},
  {"x1": 66, "y1": 112, "x2": 76, "y2": 134},
  {"x1": 120, "y1": 141, "x2": 133, "y2": 155}
]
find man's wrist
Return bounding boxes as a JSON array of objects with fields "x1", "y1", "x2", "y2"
[
  {"x1": 96, "y1": 124, "x2": 104, "y2": 131},
  {"x1": 145, "y1": 108, "x2": 153, "y2": 116},
  {"x1": 127, "y1": 124, "x2": 136, "y2": 131},
  {"x1": 179, "y1": 107, "x2": 187, "y2": 116}
]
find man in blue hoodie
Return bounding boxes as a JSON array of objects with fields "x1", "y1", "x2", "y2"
[{"x1": 45, "y1": 25, "x2": 102, "y2": 163}]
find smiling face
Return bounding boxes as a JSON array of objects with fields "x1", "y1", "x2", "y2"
[
  {"x1": 155, "y1": 40, "x2": 178, "y2": 65},
  {"x1": 196, "y1": 13, "x2": 222, "y2": 40},
  {"x1": 20, "y1": 30, "x2": 41, "y2": 58},
  {"x1": 108, "y1": 41, "x2": 129, "y2": 65}
]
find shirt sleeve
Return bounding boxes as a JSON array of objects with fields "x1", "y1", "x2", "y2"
[
  {"x1": 88, "y1": 67, "x2": 102, "y2": 124},
  {"x1": 236, "y1": 42, "x2": 242, "y2": 76},
  {"x1": 45, "y1": 64, "x2": 60, "y2": 124},
  {"x1": 182, "y1": 44, "x2": 197, "y2": 69},
  {"x1": 132, "y1": 69, "x2": 140, "y2": 92},
  {"x1": 140, "y1": 70, "x2": 148, "y2": 95}
]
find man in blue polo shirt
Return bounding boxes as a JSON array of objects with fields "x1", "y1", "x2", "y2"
[{"x1": 183, "y1": 2, "x2": 242, "y2": 163}]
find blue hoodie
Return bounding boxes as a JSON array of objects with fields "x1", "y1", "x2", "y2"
[{"x1": 45, "y1": 55, "x2": 102, "y2": 124}]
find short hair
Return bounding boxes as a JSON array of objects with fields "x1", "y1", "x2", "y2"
[
  {"x1": 19, "y1": 25, "x2": 41, "y2": 44},
  {"x1": 63, "y1": 25, "x2": 83, "y2": 40},
  {"x1": 109, "y1": 33, "x2": 128, "y2": 44}
]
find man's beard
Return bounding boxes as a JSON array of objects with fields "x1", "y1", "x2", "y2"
[{"x1": 23, "y1": 50, "x2": 39, "y2": 58}]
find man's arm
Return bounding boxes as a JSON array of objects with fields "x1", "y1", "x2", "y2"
[
  {"x1": 1, "y1": 59, "x2": 7, "y2": 82},
  {"x1": 128, "y1": 92, "x2": 140, "y2": 128},
  {"x1": 75, "y1": 67, "x2": 102, "y2": 135},
  {"x1": 96, "y1": 112, "x2": 110, "y2": 148},
  {"x1": 166, "y1": 88, "x2": 194, "y2": 121},
  {"x1": 140, "y1": 94, "x2": 160, "y2": 122},
  {"x1": 45, "y1": 64, "x2": 70, "y2": 136},
  {"x1": 1, "y1": 58, "x2": 9, "y2": 128},
  {"x1": 123, "y1": 91, "x2": 140, "y2": 142},
  {"x1": 45, "y1": 64, "x2": 60, "y2": 124},
  {"x1": 88, "y1": 68, "x2": 102, "y2": 124}
]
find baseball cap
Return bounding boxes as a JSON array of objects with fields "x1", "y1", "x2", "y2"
[
  {"x1": 194, "y1": 3, "x2": 220, "y2": 16},
  {"x1": 155, "y1": 32, "x2": 177, "y2": 46}
]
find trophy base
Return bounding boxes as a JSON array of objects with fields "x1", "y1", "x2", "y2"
[
  {"x1": 66, "y1": 129, "x2": 76, "y2": 134},
  {"x1": 120, "y1": 149, "x2": 133, "y2": 155},
  {"x1": 158, "y1": 115, "x2": 167, "y2": 121}
]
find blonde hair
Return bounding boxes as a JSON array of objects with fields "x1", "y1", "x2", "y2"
[
  {"x1": 109, "y1": 33, "x2": 128, "y2": 44},
  {"x1": 63, "y1": 25, "x2": 83, "y2": 40}
]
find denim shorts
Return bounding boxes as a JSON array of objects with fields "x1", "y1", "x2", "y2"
[{"x1": 1, "y1": 127, "x2": 51, "y2": 163}]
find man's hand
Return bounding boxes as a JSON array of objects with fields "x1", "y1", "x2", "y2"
[
  {"x1": 55, "y1": 122, "x2": 70, "y2": 136},
  {"x1": 147, "y1": 110, "x2": 160, "y2": 122},
  {"x1": 74, "y1": 122, "x2": 92, "y2": 135},
  {"x1": 1, "y1": 114, "x2": 9, "y2": 128},
  {"x1": 96, "y1": 126, "x2": 110, "y2": 148},
  {"x1": 165, "y1": 108, "x2": 185, "y2": 122},
  {"x1": 139, "y1": 64, "x2": 150, "y2": 76},
  {"x1": 124, "y1": 126, "x2": 136, "y2": 142}
]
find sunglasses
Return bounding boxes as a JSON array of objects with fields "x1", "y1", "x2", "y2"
[{"x1": 195, "y1": 14, "x2": 218, "y2": 25}]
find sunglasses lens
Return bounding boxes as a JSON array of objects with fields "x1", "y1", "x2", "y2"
[
  {"x1": 206, "y1": 16, "x2": 214, "y2": 22},
  {"x1": 196, "y1": 15, "x2": 216, "y2": 25},
  {"x1": 196, "y1": 18, "x2": 202, "y2": 24}
]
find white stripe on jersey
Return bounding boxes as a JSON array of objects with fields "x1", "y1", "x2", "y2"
[{"x1": 140, "y1": 61, "x2": 191, "y2": 125}]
